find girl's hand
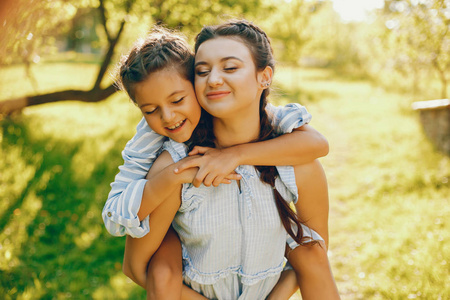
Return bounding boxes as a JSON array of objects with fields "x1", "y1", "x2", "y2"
[{"x1": 174, "y1": 146, "x2": 242, "y2": 188}]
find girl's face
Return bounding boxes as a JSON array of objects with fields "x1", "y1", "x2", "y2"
[
  {"x1": 134, "y1": 68, "x2": 201, "y2": 143},
  {"x1": 194, "y1": 37, "x2": 266, "y2": 119}
]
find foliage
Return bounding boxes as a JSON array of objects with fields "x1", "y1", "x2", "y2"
[
  {"x1": 0, "y1": 0, "x2": 275, "y2": 115},
  {"x1": 1, "y1": 0, "x2": 268, "y2": 67},
  {"x1": 1, "y1": 62, "x2": 449, "y2": 299},
  {"x1": 262, "y1": 0, "x2": 325, "y2": 65},
  {"x1": 375, "y1": 0, "x2": 450, "y2": 98},
  {"x1": 0, "y1": 0, "x2": 92, "y2": 65},
  {"x1": 275, "y1": 66, "x2": 449, "y2": 300}
]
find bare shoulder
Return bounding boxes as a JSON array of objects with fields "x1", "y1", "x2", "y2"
[{"x1": 147, "y1": 151, "x2": 175, "y2": 178}]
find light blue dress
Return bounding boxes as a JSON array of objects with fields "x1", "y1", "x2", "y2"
[{"x1": 162, "y1": 140, "x2": 322, "y2": 300}]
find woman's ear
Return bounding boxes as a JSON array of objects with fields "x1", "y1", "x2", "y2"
[{"x1": 258, "y1": 66, "x2": 273, "y2": 89}]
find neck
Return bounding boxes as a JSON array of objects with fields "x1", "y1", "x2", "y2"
[{"x1": 213, "y1": 111, "x2": 260, "y2": 148}]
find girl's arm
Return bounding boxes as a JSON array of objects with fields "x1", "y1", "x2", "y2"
[
  {"x1": 102, "y1": 118, "x2": 166, "y2": 238},
  {"x1": 175, "y1": 124, "x2": 328, "y2": 187},
  {"x1": 122, "y1": 152, "x2": 208, "y2": 300}
]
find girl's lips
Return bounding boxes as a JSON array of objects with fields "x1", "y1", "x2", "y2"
[
  {"x1": 165, "y1": 119, "x2": 186, "y2": 132},
  {"x1": 206, "y1": 91, "x2": 230, "y2": 100}
]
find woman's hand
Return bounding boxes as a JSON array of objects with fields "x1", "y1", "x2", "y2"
[{"x1": 174, "y1": 146, "x2": 242, "y2": 187}]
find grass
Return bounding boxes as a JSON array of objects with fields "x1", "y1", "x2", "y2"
[{"x1": 1, "y1": 62, "x2": 449, "y2": 299}]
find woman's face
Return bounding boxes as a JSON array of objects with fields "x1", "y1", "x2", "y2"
[
  {"x1": 194, "y1": 37, "x2": 265, "y2": 119},
  {"x1": 134, "y1": 68, "x2": 201, "y2": 143}
]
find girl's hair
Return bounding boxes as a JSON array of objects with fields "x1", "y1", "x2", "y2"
[
  {"x1": 192, "y1": 20, "x2": 315, "y2": 246},
  {"x1": 116, "y1": 27, "x2": 195, "y2": 104}
]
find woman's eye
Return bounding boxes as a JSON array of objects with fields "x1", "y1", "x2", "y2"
[
  {"x1": 224, "y1": 67, "x2": 237, "y2": 72},
  {"x1": 195, "y1": 70, "x2": 209, "y2": 76}
]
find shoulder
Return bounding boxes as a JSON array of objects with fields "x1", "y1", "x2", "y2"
[
  {"x1": 147, "y1": 151, "x2": 175, "y2": 178},
  {"x1": 162, "y1": 139, "x2": 189, "y2": 163}
]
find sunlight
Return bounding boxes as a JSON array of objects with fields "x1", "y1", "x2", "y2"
[
  {"x1": 92, "y1": 272, "x2": 136, "y2": 299},
  {"x1": 74, "y1": 224, "x2": 102, "y2": 250},
  {"x1": 331, "y1": 0, "x2": 384, "y2": 22},
  {"x1": 0, "y1": 190, "x2": 42, "y2": 270}
]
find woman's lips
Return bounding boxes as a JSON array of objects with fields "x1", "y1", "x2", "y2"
[{"x1": 206, "y1": 91, "x2": 230, "y2": 100}]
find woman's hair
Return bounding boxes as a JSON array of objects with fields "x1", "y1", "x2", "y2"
[
  {"x1": 192, "y1": 20, "x2": 315, "y2": 246},
  {"x1": 116, "y1": 26, "x2": 195, "y2": 104}
]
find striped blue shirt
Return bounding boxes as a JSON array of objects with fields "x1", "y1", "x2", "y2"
[{"x1": 102, "y1": 103, "x2": 312, "y2": 238}]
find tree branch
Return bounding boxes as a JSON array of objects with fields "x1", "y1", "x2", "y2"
[
  {"x1": 93, "y1": 0, "x2": 134, "y2": 90},
  {"x1": 98, "y1": 0, "x2": 112, "y2": 43},
  {"x1": 93, "y1": 20, "x2": 126, "y2": 90},
  {"x1": 0, "y1": 84, "x2": 118, "y2": 116}
]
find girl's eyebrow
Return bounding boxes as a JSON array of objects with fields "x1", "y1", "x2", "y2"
[{"x1": 194, "y1": 56, "x2": 243, "y2": 67}]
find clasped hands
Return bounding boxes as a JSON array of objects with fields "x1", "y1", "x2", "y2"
[{"x1": 174, "y1": 146, "x2": 242, "y2": 188}]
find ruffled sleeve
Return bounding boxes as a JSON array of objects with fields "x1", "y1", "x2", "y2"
[
  {"x1": 161, "y1": 139, "x2": 189, "y2": 163},
  {"x1": 274, "y1": 165, "x2": 298, "y2": 204},
  {"x1": 286, "y1": 225, "x2": 324, "y2": 249},
  {"x1": 266, "y1": 103, "x2": 312, "y2": 134},
  {"x1": 162, "y1": 140, "x2": 207, "y2": 212}
]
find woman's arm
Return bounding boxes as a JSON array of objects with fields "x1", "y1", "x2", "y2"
[
  {"x1": 175, "y1": 124, "x2": 328, "y2": 187},
  {"x1": 287, "y1": 160, "x2": 340, "y2": 300}
]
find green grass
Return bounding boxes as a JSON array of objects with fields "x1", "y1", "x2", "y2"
[{"x1": 1, "y1": 63, "x2": 449, "y2": 299}]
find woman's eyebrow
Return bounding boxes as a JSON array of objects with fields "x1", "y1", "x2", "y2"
[{"x1": 194, "y1": 56, "x2": 243, "y2": 67}]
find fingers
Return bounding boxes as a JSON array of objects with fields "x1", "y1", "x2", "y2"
[
  {"x1": 224, "y1": 173, "x2": 242, "y2": 181},
  {"x1": 188, "y1": 146, "x2": 211, "y2": 156},
  {"x1": 193, "y1": 172, "x2": 241, "y2": 187},
  {"x1": 174, "y1": 158, "x2": 199, "y2": 174},
  {"x1": 192, "y1": 168, "x2": 208, "y2": 188}
]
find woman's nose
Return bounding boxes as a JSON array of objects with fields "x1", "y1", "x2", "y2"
[{"x1": 207, "y1": 68, "x2": 223, "y2": 87}]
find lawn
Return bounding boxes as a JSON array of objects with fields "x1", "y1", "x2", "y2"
[{"x1": 0, "y1": 62, "x2": 448, "y2": 299}]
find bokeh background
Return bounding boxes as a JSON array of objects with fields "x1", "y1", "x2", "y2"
[{"x1": 0, "y1": 0, "x2": 449, "y2": 299}]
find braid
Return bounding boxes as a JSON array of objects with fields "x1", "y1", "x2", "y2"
[{"x1": 256, "y1": 103, "x2": 315, "y2": 246}]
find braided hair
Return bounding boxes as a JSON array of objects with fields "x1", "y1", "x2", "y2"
[
  {"x1": 116, "y1": 26, "x2": 195, "y2": 104},
  {"x1": 192, "y1": 20, "x2": 314, "y2": 245}
]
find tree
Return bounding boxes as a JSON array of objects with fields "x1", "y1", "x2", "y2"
[
  {"x1": 264, "y1": 0, "x2": 325, "y2": 66},
  {"x1": 0, "y1": 0, "x2": 266, "y2": 115},
  {"x1": 380, "y1": 0, "x2": 450, "y2": 98},
  {"x1": 0, "y1": 0, "x2": 129, "y2": 115}
]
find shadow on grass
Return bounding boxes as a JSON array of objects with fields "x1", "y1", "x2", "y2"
[{"x1": 0, "y1": 118, "x2": 145, "y2": 298}]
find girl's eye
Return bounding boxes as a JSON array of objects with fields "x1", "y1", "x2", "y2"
[
  {"x1": 145, "y1": 108, "x2": 157, "y2": 115},
  {"x1": 173, "y1": 97, "x2": 184, "y2": 104}
]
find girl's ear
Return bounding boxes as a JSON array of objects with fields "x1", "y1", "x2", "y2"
[{"x1": 258, "y1": 66, "x2": 273, "y2": 89}]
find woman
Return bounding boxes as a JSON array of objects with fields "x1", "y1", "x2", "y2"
[{"x1": 132, "y1": 20, "x2": 340, "y2": 299}]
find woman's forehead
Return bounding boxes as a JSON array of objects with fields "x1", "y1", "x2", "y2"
[{"x1": 195, "y1": 37, "x2": 252, "y2": 61}]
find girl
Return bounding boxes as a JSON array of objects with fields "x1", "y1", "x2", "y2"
[{"x1": 103, "y1": 26, "x2": 334, "y2": 299}]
